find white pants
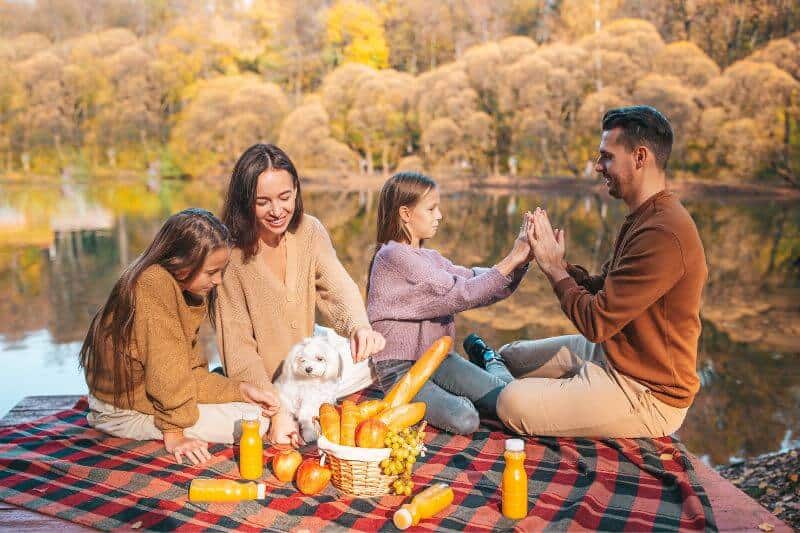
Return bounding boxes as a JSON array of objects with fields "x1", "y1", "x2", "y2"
[
  {"x1": 86, "y1": 396, "x2": 271, "y2": 444},
  {"x1": 335, "y1": 357, "x2": 377, "y2": 399}
]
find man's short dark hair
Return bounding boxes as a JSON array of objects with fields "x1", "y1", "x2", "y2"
[{"x1": 602, "y1": 106, "x2": 674, "y2": 170}]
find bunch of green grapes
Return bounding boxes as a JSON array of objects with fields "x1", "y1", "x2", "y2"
[{"x1": 379, "y1": 423, "x2": 426, "y2": 495}]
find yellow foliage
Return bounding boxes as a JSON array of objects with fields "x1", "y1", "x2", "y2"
[{"x1": 326, "y1": 0, "x2": 389, "y2": 69}]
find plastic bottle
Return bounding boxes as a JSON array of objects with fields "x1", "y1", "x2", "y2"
[
  {"x1": 239, "y1": 408, "x2": 263, "y2": 480},
  {"x1": 502, "y1": 438, "x2": 528, "y2": 519},
  {"x1": 392, "y1": 482, "x2": 454, "y2": 530},
  {"x1": 188, "y1": 479, "x2": 266, "y2": 502}
]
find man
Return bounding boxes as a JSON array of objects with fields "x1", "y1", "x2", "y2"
[{"x1": 482, "y1": 106, "x2": 708, "y2": 437}]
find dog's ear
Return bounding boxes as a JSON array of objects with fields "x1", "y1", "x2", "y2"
[{"x1": 280, "y1": 343, "x2": 304, "y2": 383}]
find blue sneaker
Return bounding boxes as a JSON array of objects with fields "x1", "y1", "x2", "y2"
[{"x1": 463, "y1": 333, "x2": 502, "y2": 369}]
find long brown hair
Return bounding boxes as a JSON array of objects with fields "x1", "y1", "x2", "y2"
[
  {"x1": 221, "y1": 143, "x2": 304, "y2": 262},
  {"x1": 367, "y1": 172, "x2": 437, "y2": 295},
  {"x1": 79, "y1": 208, "x2": 230, "y2": 408}
]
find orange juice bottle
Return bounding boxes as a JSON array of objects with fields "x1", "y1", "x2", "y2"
[
  {"x1": 239, "y1": 409, "x2": 263, "y2": 480},
  {"x1": 502, "y1": 438, "x2": 528, "y2": 519},
  {"x1": 188, "y1": 479, "x2": 266, "y2": 502},
  {"x1": 392, "y1": 483, "x2": 454, "y2": 530}
]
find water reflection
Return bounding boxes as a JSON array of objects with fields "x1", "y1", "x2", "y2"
[{"x1": 0, "y1": 180, "x2": 797, "y2": 465}]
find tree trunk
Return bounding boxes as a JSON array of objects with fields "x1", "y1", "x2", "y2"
[
  {"x1": 365, "y1": 147, "x2": 374, "y2": 175},
  {"x1": 381, "y1": 142, "x2": 390, "y2": 177}
]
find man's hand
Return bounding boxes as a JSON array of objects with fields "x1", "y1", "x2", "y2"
[
  {"x1": 527, "y1": 208, "x2": 569, "y2": 284},
  {"x1": 239, "y1": 382, "x2": 280, "y2": 417},
  {"x1": 350, "y1": 327, "x2": 386, "y2": 362}
]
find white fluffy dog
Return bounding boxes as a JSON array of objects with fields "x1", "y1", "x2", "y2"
[{"x1": 274, "y1": 325, "x2": 374, "y2": 443}]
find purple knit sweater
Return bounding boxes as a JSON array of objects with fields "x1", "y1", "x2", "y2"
[{"x1": 367, "y1": 241, "x2": 528, "y2": 362}]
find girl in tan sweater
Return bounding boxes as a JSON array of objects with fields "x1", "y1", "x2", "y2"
[
  {"x1": 216, "y1": 144, "x2": 385, "y2": 446},
  {"x1": 80, "y1": 209, "x2": 280, "y2": 466}
]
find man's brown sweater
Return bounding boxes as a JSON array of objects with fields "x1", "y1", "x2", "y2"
[
  {"x1": 87, "y1": 265, "x2": 243, "y2": 431},
  {"x1": 554, "y1": 190, "x2": 708, "y2": 408}
]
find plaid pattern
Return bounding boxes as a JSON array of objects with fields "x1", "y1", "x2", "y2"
[{"x1": 0, "y1": 389, "x2": 715, "y2": 531}]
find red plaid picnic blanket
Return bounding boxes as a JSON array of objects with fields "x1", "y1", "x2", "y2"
[{"x1": 0, "y1": 390, "x2": 715, "y2": 531}]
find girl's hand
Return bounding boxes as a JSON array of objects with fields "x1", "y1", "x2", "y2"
[
  {"x1": 239, "y1": 382, "x2": 281, "y2": 417},
  {"x1": 495, "y1": 213, "x2": 532, "y2": 276},
  {"x1": 267, "y1": 409, "x2": 302, "y2": 448},
  {"x1": 350, "y1": 327, "x2": 386, "y2": 362},
  {"x1": 163, "y1": 430, "x2": 212, "y2": 466}
]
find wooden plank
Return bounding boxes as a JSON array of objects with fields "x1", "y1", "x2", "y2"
[
  {"x1": 0, "y1": 395, "x2": 81, "y2": 427},
  {"x1": 0, "y1": 507, "x2": 89, "y2": 531}
]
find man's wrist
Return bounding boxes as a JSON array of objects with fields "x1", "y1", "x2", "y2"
[{"x1": 544, "y1": 264, "x2": 570, "y2": 285}]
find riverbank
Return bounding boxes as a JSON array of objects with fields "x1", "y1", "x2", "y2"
[
  {"x1": 4, "y1": 170, "x2": 799, "y2": 200},
  {"x1": 716, "y1": 447, "x2": 800, "y2": 529},
  {"x1": 301, "y1": 171, "x2": 800, "y2": 200}
]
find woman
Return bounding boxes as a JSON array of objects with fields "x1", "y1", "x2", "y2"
[
  {"x1": 80, "y1": 208, "x2": 280, "y2": 466},
  {"x1": 216, "y1": 143, "x2": 385, "y2": 445},
  {"x1": 367, "y1": 172, "x2": 530, "y2": 434}
]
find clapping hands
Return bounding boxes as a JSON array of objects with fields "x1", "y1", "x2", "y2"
[{"x1": 525, "y1": 208, "x2": 569, "y2": 283}]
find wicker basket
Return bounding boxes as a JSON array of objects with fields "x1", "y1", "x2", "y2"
[
  {"x1": 317, "y1": 433, "x2": 426, "y2": 498},
  {"x1": 317, "y1": 435, "x2": 397, "y2": 497}
]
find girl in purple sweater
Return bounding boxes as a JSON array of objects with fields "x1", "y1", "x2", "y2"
[{"x1": 366, "y1": 172, "x2": 531, "y2": 434}]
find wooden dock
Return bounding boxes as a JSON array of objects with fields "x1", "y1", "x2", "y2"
[{"x1": 0, "y1": 396, "x2": 791, "y2": 532}]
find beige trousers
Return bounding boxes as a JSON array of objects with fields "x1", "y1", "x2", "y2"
[
  {"x1": 86, "y1": 396, "x2": 270, "y2": 444},
  {"x1": 496, "y1": 335, "x2": 688, "y2": 438}
]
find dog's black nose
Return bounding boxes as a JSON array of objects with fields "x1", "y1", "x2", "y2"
[{"x1": 305, "y1": 366, "x2": 313, "y2": 374}]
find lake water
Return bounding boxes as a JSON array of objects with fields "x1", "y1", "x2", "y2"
[{"x1": 1, "y1": 178, "x2": 798, "y2": 466}]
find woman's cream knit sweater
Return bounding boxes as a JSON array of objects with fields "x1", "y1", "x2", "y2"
[{"x1": 215, "y1": 214, "x2": 370, "y2": 392}]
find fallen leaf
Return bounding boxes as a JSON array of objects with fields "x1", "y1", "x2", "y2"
[
  {"x1": 759, "y1": 481, "x2": 768, "y2": 489},
  {"x1": 789, "y1": 473, "x2": 798, "y2": 483},
  {"x1": 131, "y1": 521, "x2": 142, "y2": 529},
  {"x1": 660, "y1": 453, "x2": 673, "y2": 461},
  {"x1": 772, "y1": 506, "x2": 784, "y2": 515},
  {"x1": 757, "y1": 522, "x2": 775, "y2": 532}
]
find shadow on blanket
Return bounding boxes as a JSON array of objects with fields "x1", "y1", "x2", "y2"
[{"x1": 0, "y1": 389, "x2": 715, "y2": 532}]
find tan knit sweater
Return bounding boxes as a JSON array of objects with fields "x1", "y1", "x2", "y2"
[
  {"x1": 215, "y1": 214, "x2": 371, "y2": 392},
  {"x1": 87, "y1": 265, "x2": 243, "y2": 431}
]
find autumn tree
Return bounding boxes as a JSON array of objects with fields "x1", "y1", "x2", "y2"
[
  {"x1": 348, "y1": 69, "x2": 416, "y2": 174},
  {"x1": 325, "y1": 0, "x2": 389, "y2": 69},
  {"x1": 653, "y1": 41, "x2": 720, "y2": 89},
  {"x1": 277, "y1": 97, "x2": 358, "y2": 173},
  {"x1": 700, "y1": 60, "x2": 800, "y2": 182},
  {"x1": 169, "y1": 75, "x2": 289, "y2": 177}
]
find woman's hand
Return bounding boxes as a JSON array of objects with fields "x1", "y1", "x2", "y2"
[
  {"x1": 239, "y1": 382, "x2": 281, "y2": 417},
  {"x1": 163, "y1": 430, "x2": 212, "y2": 466},
  {"x1": 267, "y1": 409, "x2": 302, "y2": 448},
  {"x1": 350, "y1": 327, "x2": 386, "y2": 362}
]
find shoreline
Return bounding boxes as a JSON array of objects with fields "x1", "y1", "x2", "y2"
[
  {"x1": 716, "y1": 446, "x2": 799, "y2": 529},
  {"x1": 3, "y1": 171, "x2": 799, "y2": 200}
]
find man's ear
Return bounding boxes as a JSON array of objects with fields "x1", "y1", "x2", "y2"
[{"x1": 634, "y1": 146, "x2": 648, "y2": 170}]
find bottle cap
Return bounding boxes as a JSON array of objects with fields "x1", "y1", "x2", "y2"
[
  {"x1": 505, "y1": 438, "x2": 524, "y2": 452},
  {"x1": 256, "y1": 483, "x2": 266, "y2": 499},
  {"x1": 393, "y1": 507, "x2": 413, "y2": 530},
  {"x1": 242, "y1": 406, "x2": 260, "y2": 421}
]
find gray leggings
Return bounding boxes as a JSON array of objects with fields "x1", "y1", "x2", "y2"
[{"x1": 372, "y1": 353, "x2": 513, "y2": 435}]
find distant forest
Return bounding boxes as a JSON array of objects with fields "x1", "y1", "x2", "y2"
[{"x1": 1, "y1": 0, "x2": 798, "y2": 185}]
